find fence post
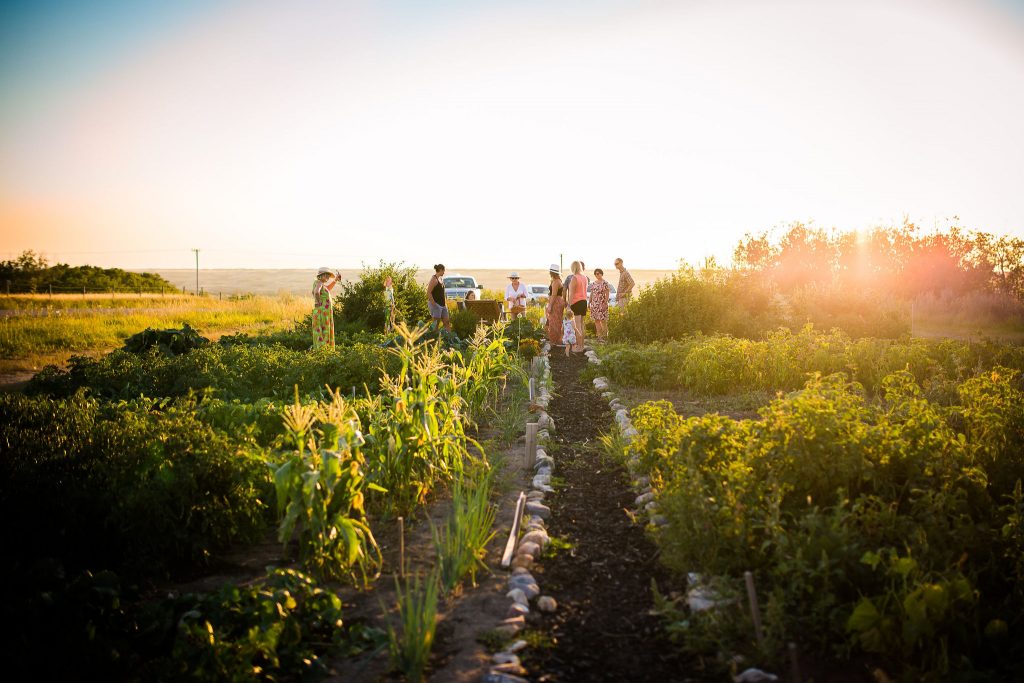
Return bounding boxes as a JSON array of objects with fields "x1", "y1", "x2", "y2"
[
  {"x1": 525, "y1": 423, "x2": 539, "y2": 469},
  {"x1": 82, "y1": 287, "x2": 86, "y2": 297},
  {"x1": 49, "y1": 284, "x2": 52, "y2": 297}
]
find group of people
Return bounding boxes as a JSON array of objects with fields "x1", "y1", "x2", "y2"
[
  {"x1": 541, "y1": 258, "x2": 634, "y2": 355},
  {"x1": 311, "y1": 260, "x2": 635, "y2": 350}
]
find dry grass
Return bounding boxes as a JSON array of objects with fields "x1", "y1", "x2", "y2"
[{"x1": 0, "y1": 293, "x2": 309, "y2": 372}]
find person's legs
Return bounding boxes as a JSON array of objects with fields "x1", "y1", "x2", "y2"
[{"x1": 574, "y1": 314, "x2": 585, "y2": 352}]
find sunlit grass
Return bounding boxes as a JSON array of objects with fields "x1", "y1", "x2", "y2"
[{"x1": 0, "y1": 294, "x2": 309, "y2": 371}]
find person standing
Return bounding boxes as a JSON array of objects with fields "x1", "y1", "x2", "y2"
[
  {"x1": 588, "y1": 268, "x2": 611, "y2": 342},
  {"x1": 567, "y1": 261, "x2": 588, "y2": 353},
  {"x1": 505, "y1": 272, "x2": 528, "y2": 318},
  {"x1": 312, "y1": 267, "x2": 340, "y2": 349},
  {"x1": 545, "y1": 264, "x2": 566, "y2": 345},
  {"x1": 614, "y1": 257, "x2": 635, "y2": 308},
  {"x1": 383, "y1": 275, "x2": 396, "y2": 332},
  {"x1": 426, "y1": 264, "x2": 452, "y2": 331}
]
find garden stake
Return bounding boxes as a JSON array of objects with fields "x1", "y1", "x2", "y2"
[
  {"x1": 398, "y1": 516, "x2": 405, "y2": 579},
  {"x1": 525, "y1": 423, "x2": 539, "y2": 469},
  {"x1": 529, "y1": 377, "x2": 535, "y2": 401},
  {"x1": 744, "y1": 571, "x2": 765, "y2": 647},
  {"x1": 501, "y1": 492, "x2": 527, "y2": 568},
  {"x1": 788, "y1": 641, "x2": 803, "y2": 683}
]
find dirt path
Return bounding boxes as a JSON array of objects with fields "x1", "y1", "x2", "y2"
[{"x1": 522, "y1": 351, "x2": 693, "y2": 682}]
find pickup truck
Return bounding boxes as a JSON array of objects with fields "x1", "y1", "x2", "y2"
[{"x1": 442, "y1": 274, "x2": 483, "y2": 300}]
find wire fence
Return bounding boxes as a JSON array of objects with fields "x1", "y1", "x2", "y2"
[{"x1": 2, "y1": 281, "x2": 211, "y2": 297}]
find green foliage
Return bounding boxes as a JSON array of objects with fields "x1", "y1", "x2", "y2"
[
  {"x1": 121, "y1": 322, "x2": 210, "y2": 356},
  {"x1": 332, "y1": 261, "x2": 429, "y2": 332},
  {"x1": 0, "y1": 250, "x2": 177, "y2": 293},
  {"x1": 610, "y1": 266, "x2": 782, "y2": 342},
  {"x1": 387, "y1": 569, "x2": 440, "y2": 683},
  {"x1": 598, "y1": 325, "x2": 1024, "y2": 398},
  {"x1": 28, "y1": 341, "x2": 398, "y2": 401},
  {"x1": 170, "y1": 568, "x2": 357, "y2": 682},
  {"x1": 432, "y1": 466, "x2": 497, "y2": 592},
  {"x1": 0, "y1": 392, "x2": 271, "y2": 579},
  {"x1": 273, "y1": 389, "x2": 383, "y2": 584},
  {"x1": 623, "y1": 368, "x2": 1024, "y2": 678},
  {"x1": 450, "y1": 307, "x2": 481, "y2": 339}
]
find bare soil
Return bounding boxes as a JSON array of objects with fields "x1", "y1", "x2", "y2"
[{"x1": 521, "y1": 352, "x2": 696, "y2": 682}]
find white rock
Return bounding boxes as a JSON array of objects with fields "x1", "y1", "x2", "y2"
[
  {"x1": 520, "y1": 529, "x2": 549, "y2": 549},
  {"x1": 650, "y1": 514, "x2": 668, "y2": 526},
  {"x1": 525, "y1": 501, "x2": 551, "y2": 519},
  {"x1": 518, "y1": 541, "x2": 541, "y2": 557},
  {"x1": 506, "y1": 602, "x2": 529, "y2": 617},
  {"x1": 506, "y1": 588, "x2": 529, "y2": 605},
  {"x1": 493, "y1": 652, "x2": 522, "y2": 666},
  {"x1": 536, "y1": 595, "x2": 558, "y2": 613},
  {"x1": 733, "y1": 669, "x2": 779, "y2": 683},
  {"x1": 623, "y1": 426, "x2": 639, "y2": 439},
  {"x1": 635, "y1": 492, "x2": 655, "y2": 506},
  {"x1": 645, "y1": 501, "x2": 659, "y2": 512},
  {"x1": 506, "y1": 639, "x2": 528, "y2": 654}
]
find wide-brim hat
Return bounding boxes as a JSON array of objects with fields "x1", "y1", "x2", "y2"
[
  {"x1": 317, "y1": 266, "x2": 333, "y2": 276},
  {"x1": 548, "y1": 263, "x2": 560, "y2": 273},
  {"x1": 508, "y1": 271, "x2": 520, "y2": 278}
]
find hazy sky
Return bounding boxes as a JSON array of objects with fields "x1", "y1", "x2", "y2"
[{"x1": 2, "y1": 0, "x2": 1023, "y2": 270}]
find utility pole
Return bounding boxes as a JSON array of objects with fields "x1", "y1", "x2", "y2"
[
  {"x1": 560, "y1": 253, "x2": 563, "y2": 274},
  {"x1": 192, "y1": 248, "x2": 200, "y2": 295}
]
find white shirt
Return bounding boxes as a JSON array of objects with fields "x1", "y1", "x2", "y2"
[{"x1": 505, "y1": 282, "x2": 527, "y2": 307}]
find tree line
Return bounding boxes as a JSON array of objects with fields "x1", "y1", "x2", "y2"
[
  {"x1": 0, "y1": 251, "x2": 178, "y2": 293},
  {"x1": 732, "y1": 221, "x2": 1024, "y2": 300}
]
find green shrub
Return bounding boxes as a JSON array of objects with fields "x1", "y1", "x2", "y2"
[
  {"x1": 332, "y1": 261, "x2": 429, "y2": 332},
  {"x1": 0, "y1": 393, "x2": 272, "y2": 579},
  {"x1": 625, "y1": 369, "x2": 1024, "y2": 677}
]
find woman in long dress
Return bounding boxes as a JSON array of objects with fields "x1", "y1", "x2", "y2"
[
  {"x1": 588, "y1": 268, "x2": 611, "y2": 342},
  {"x1": 312, "y1": 267, "x2": 339, "y2": 349},
  {"x1": 545, "y1": 265, "x2": 566, "y2": 345}
]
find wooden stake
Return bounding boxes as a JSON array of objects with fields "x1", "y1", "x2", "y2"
[
  {"x1": 500, "y1": 492, "x2": 527, "y2": 568},
  {"x1": 529, "y1": 377, "x2": 535, "y2": 402},
  {"x1": 788, "y1": 641, "x2": 803, "y2": 683},
  {"x1": 398, "y1": 516, "x2": 405, "y2": 579},
  {"x1": 744, "y1": 571, "x2": 765, "y2": 647},
  {"x1": 525, "y1": 423, "x2": 539, "y2": 470}
]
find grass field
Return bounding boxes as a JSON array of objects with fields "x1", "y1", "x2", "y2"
[{"x1": 0, "y1": 293, "x2": 309, "y2": 373}]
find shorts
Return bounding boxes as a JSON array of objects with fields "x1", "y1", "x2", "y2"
[
  {"x1": 570, "y1": 300, "x2": 588, "y2": 316},
  {"x1": 428, "y1": 299, "x2": 450, "y2": 319}
]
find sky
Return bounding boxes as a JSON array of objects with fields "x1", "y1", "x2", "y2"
[{"x1": 1, "y1": 0, "x2": 1024, "y2": 271}]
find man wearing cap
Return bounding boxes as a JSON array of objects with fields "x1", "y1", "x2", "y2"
[
  {"x1": 505, "y1": 272, "x2": 528, "y2": 319},
  {"x1": 614, "y1": 258, "x2": 634, "y2": 308}
]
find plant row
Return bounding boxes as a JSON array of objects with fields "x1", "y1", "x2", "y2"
[
  {"x1": 617, "y1": 369, "x2": 1024, "y2": 679},
  {"x1": 597, "y1": 324, "x2": 1024, "y2": 398}
]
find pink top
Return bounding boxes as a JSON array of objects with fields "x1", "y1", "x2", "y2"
[{"x1": 569, "y1": 273, "x2": 587, "y2": 304}]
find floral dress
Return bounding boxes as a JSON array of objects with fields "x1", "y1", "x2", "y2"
[
  {"x1": 545, "y1": 280, "x2": 566, "y2": 344},
  {"x1": 588, "y1": 280, "x2": 610, "y2": 321},
  {"x1": 311, "y1": 280, "x2": 335, "y2": 349}
]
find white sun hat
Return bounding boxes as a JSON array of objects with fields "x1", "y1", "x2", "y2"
[
  {"x1": 317, "y1": 266, "x2": 333, "y2": 275},
  {"x1": 548, "y1": 263, "x2": 560, "y2": 273},
  {"x1": 508, "y1": 271, "x2": 520, "y2": 278}
]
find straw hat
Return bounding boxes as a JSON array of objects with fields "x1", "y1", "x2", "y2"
[
  {"x1": 317, "y1": 266, "x2": 333, "y2": 276},
  {"x1": 548, "y1": 263, "x2": 560, "y2": 274},
  {"x1": 508, "y1": 271, "x2": 520, "y2": 279}
]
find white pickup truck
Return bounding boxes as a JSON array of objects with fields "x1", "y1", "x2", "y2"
[{"x1": 443, "y1": 274, "x2": 483, "y2": 300}]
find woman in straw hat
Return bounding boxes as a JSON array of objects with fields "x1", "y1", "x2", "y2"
[
  {"x1": 544, "y1": 264, "x2": 566, "y2": 345},
  {"x1": 312, "y1": 267, "x2": 340, "y2": 349},
  {"x1": 505, "y1": 271, "x2": 528, "y2": 319}
]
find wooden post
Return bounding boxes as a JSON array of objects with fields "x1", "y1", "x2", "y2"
[
  {"x1": 82, "y1": 287, "x2": 86, "y2": 297},
  {"x1": 744, "y1": 571, "x2": 765, "y2": 647},
  {"x1": 398, "y1": 516, "x2": 405, "y2": 578},
  {"x1": 529, "y1": 378, "x2": 535, "y2": 402},
  {"x1": 48, "y1": 284, "x2": 52, "y2": 297},
  {"x1": 788, "y1": 642, "x2": 803, "y2": 683},
  {"x1": 525, "y1": 423, "x2": 539, "y2": 470},
  {"x1": 500, "y1": 492, "x2": 527, "y2": 568}
]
